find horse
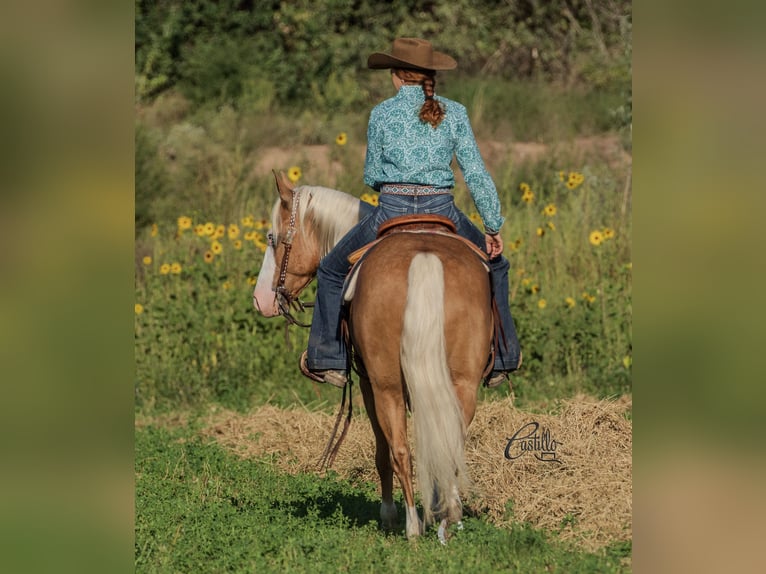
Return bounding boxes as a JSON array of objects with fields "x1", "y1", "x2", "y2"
[{"x1": 253, "y1": 171, "x2": 494, "y2": 542}]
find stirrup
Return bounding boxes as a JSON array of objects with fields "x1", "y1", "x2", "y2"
[
  {"x1": 484, "y1": 352, "x2": 522, "y2": 388},
  {"x1": 299, "y1": 350, "x2": 347, "y2": 388}
]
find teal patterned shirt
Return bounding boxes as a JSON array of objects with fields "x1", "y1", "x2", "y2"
[{"x1": 364, "y1": 84, "x2": 505, "y2": 233}]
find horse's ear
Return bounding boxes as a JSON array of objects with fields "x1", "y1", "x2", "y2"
[{"x1": 273, "y1": 169, "x2": 293, "y2": 205}]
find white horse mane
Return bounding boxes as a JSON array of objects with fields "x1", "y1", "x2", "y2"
[{"x1": 271, "y1": 185, "x2": 365, "y2": 259}]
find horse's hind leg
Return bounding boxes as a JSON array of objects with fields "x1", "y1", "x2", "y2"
[
  {"x1": 370, "y1": 383, "x2": 422, "y2": 539},
  {"x1": 359, "y1": 376, "x2": 397, "y2": 530}
]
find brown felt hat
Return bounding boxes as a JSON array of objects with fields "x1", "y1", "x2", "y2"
[{"x1": 367, "y1": 37, "x2": 457, "y2": 71}]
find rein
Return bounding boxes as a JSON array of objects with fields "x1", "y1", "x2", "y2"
[{"x1": 269, "y1": 187, "x2": 313, "y2": 328}]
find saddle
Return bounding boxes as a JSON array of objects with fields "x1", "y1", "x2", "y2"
[{"x1": 347, "y1": 214, "x2": 488, "y2": 266}]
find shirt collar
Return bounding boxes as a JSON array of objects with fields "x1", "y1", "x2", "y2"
[{"x1": 396, "y1": 84, "x2": 427, "y2": 102}]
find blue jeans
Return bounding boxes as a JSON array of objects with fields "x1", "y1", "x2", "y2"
[{"x1": 306, "y1": 193, "x2": 521, "y2": 372}]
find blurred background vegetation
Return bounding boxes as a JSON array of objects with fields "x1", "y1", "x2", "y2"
[{"x1": 135, "y1": 1, "x2": 632, "y2": 413}]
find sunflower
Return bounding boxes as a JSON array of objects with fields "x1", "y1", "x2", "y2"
[
  {"x1": 228, "y1": 224, "x2": 240, "y2": 240},
  {"x1": 159, "y1": 263, "x2": 170, "y2": 275},
  {"x1": 521, "y1": 189, "x2": 535, "y2": 204},
  {"x1": 170, "y1": 262, "x2": 182, "y2": 274},
  {"x1": 589, "y1": 230, "x2": 604, "y2": 246},
  {"x1": 287, "y1": 166, "x2": 302, "y2": 183},
  {"x1": 177, "y1": 216, "x2": 192, "y2": 231},
  {"x1": 244, "y1": 231, "x2": 256, "y2": 241},
  {"x1": 531, "y1": 284, "x2": 540, "y2": 294},
  {"x1": 150, "y1": 223, "x2": 158, "y2": 237},
  {"x1": 254, "y1": 238, "x2": 268, "y2": 253},
  {"x1": 537, "y1": 299, "x2": 547, "y2": 309},
  {"x1": 536, "y1": 227, "x2": 545, "y2": 237},
  {"x1": 233, "y1": 239, "x2": 243, "y2": 250},
  {"x1": 203, "y1": 251, "x2": 214, "y2": 263},
  {"x1": 335, "y1": 132, "x2": 348, "y2": 146},
  {"x1": 211, "y1": 240, "x2": 223, "y2": 254},
  {"x1": 254, "y1": 219, "x2": 270, "y2": 230},
  {"x1": 519, "y1": 182, "x2": 530, "y2": 193},
  {"x1": 543, "y1": 203, "x2": 557, "y2": 217},
  {"x1": 203, "y1": 222, "x2": 215, "y2": 236},
  {"x1": 603, "y1": 227, "x2": 615, "y2": 239},
  {"x1": 222, "y1": 281, "x2": 233, "y2": 291},
  {"x1": 565, "y1": 296, "x2": 576, "y2": 308},
  {"x1": 547, "y1": 221, "x2": 556, "y2": 231},
  {"x1": 567, "y1": 172, "x2": 585, "y2": 190},
  {"x1": 194, "y1": 224, "x2": 206, "y2": 237},
  {"x1": 213, "y1": 225, "x2": 226, "y2": 239},
  {"x1": 558, "y1": 171, "x2": 566, "y2": 182},
  {"x1": 360, "y1": 193, "x2": 378, "y2": 206},
  {"x1": 241, "y1": 215, "x2": 255, "y2": 228},
  {"x1": 247, "y1": 276, "x2": 257, "y2": 286},
  {"x1": 135, "y1": 303, "x2": 144, "y2": 315},
  {"x1": 142, "y1": 255, "x2": 152, "y2": 265}
]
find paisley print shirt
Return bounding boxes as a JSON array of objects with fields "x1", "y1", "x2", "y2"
[{"x1": 364, "y1": 85, "x2": 505, "y2": 233}]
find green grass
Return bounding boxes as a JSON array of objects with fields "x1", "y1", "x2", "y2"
[{"x1": 135, "y1": 422, "x2": 631, "y2": 573}]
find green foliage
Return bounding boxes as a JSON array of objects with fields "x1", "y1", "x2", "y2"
[
  {"x1": 135, "y1": 0, "x2": 632, "y2": 122},
  {"x1": 135, "y1": 423, "x2": 631, "y2": 572},
  {"x1": 135, "y1": 123, "x2": 170, "y2": 231}
]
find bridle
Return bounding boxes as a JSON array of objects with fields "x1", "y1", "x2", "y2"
[{"x1": 268, "y1": 187, "x2": 313, "y2": 328}]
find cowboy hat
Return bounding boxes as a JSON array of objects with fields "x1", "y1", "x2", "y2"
[{"x1": 367, "y1": 37, "x2": 457, "y2": 71}]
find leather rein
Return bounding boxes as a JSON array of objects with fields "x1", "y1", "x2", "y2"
[{"x1": 268, "y1": 187, "x2": 313, "y2": 328}]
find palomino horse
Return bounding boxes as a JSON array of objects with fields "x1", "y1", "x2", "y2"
[{"x1": 253, "y1": 172, "x2": 493, "y2": 542}]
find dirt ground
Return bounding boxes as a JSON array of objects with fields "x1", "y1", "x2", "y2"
[
  {"x1": 253, "y1": 134, "x2": 631, "y2": 184},
  {"x1": 194, "y1": 393, "x2": 632, "y2": 552}
]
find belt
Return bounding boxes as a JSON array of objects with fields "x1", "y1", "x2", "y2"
[{"x1": 379, "y1": 184, "x2": 452, "y2": 196}]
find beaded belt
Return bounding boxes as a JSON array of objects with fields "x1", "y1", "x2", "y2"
[{"x1": 380, "y1": 184, "x2": 452, "y2": 196}]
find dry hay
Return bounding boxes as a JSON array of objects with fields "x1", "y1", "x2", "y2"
[{"x1": 200, "y1": 394, "x2": 631, "y2": 552}]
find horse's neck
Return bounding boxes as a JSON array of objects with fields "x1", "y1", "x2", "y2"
[{"x1": 305, "y1": 186, "x2": 365, "y2": 258}]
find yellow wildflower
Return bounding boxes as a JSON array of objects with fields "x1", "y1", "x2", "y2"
[
  {"x1": 542, "y1": 203, "x2": 557, "y2": 217},
  {"x1": 335, "y1": 132, "x2": 348, "y2": 146},
  {"x1": 603, "y1": 227, "x2": 615, "y2": 239},
  {"x1": 514, "y1": 238, "x2": 522, "y2": 249},
  {"x1": 537, "y1": 299, "x2": 547, "y2": 309},
  {"x1": 244, "y1": 231, "x2": 256, "y2": 241},
  {"x1": 213, "y1": 224, "x2": 226, "y2": 240},
  {"x1": 287, "y1": 166, "x2": 302, "y2": 183},
  {"x1": 536, "y1": 227, "x2": 545, "y2": 237},
  {"x1": 469, "y1": 212, "x2": 482, "y2": 225},
  {"x1": 233, "y1": 239, "x2": 243, "y2": 250},
  {"x1": 222, "y1": 281, "x2": 232, "y2": 291},
  {"x1": 254, "y1": 219, "x2": 270, "y2": 230},
  {"x1": 228, "y1": 224, "x2": 240, "y2": 240},
  {"x1": 159, "y1": 263, "x2": 170, "y2": 275},
  {"x1": 254, "y1": 238, "x2": 268, "y2": 253},
  {"x1": 150, "y1": 223, "x2": 158, "y2": 237},
  {"x1": 142, "y1": 255, "x2": 152, "y2": 265},
  {"x1": 582, "y1": 292, "x2": 596, "y2": 304},
  {"x1": 522, "y1": 189, "x2": 535, "y2": 204},
  {"x1": 519, "y1": 182, "x2": 530, "y2": 193},
  {"x1": 194, "y1": 224, "x2": 206, "y2": 236},
  {"x1": 622, "y1": 355, "x2": 632, "y2": 369},
  {"x1": 565, "y1": 296, "x2": 576, "y2": 308},
  {"x1": 203, "y1": 251, "x2": 214, "y2": 263},
  {"x1": 203, "y1": 222, "x2": 215, "y2": 236},
  {"x1": 177, "y1": 216, "x2": 192, "y2": 231},
  {"x1": 547, "y1": 221, "x2": 556, "y2": 231},
  {"x1": 521, "y1": 278, "x2": 531, "y2": 287},
  {"x1": 567, "y1": 172, "x2": 585, "y2": 190},
  {"x1": 558, "y1": 171, "x2": 566, "y2": 182},
  {"x1": 241, "y1": 215, "x2": 255, "y2": 228},
  {"x1": 170, "y1": 262, "x2": 182, "y2": 274},
  {"x1": 589, "y1": 230, "x2": 604, "y2": 246},
  {"x1": 211, "y1": 240, "x2": 223, "y2": 255},
  {"x1": 135, "y1": 303, "x2": 144, "y2": 315},
  {"x1": 247, "y1": 276, "x2": 257, "y2": 286},
  {"x1": 531, "y1": 284, "x2": 540, "y2": 294}
]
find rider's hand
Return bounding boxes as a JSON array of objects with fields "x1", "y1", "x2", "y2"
[{"x1": 485, "y1": 233, "x2": 503, "y2": 259}]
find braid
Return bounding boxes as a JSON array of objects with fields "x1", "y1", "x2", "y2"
[{"x1": 393, "y1": 68, "x2": 446, "y2": 129}]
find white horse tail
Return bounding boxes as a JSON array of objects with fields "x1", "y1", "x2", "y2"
[{"x1": 400, "y1": 252, "x2": 469, "y2": 526}]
